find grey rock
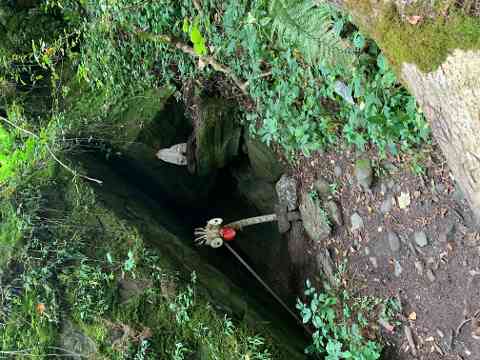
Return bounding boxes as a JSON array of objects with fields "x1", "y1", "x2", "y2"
[
  {"x1": 300, "y1": 195, "x2": 331, "y2": 242},
  {"x1": 276, "y1": 174, "x2": 297, "y2": 211},
  {"x1": 441, "y1": 329, "x2": 454, "y2": 352},
  {"x1": 383, "y1": 161, "x2": 399, "y2": 174},
  {"x1": 369, "y1": 256, "x2": 378, "y2": 269},
  {"x1": 354, "y1": 158, "x2": 373, "y2": 191},
  {"x1": 325, "y1": 200, "x2": 343, "y2": 227},
  {"x1": 58, "y1": 321, "x2": 98, "y2": 359},
  {"x1": 317, "y1": 249, "x2": 337, "y2": 287},
  {"x1": 452, "y1": 183, "x2": 465, "y2": 203},
  {"x1": 380, "y1": 182, "x2": 387, "y2": 195},
  {"x1": 388, "y1": 232, "x2": 401, "y2": 253},
  {"x1": 351, "y1": 212, "x2": 364, "y2": 232},
  {"x1": 436, "y1": 183, "x2": 446, "y2": 194},
  {"x1": 313, "y1": 177, "x2": 330, "y2": 198},
  {"x1": 245, "y1": 135, "x2": 284, "y2": 182},
  {"x1": 426, "y1": 257, "x2": 438, "y2": 271},
  {"x1": 381, "y1": 195, "x2": 394, "y2": 214},
  {"x1": 393, "y1": 260, "x2": 403, "y2": 277},
  {"x1": 438, "y1": 223, "x2": 455, "y2": 243},
  {"x1": 414, "y1": 231, "x2": 428, "y2": 247},
  {"x1": 364, "y1": 246, "x2": 371, "y2": 256},
  {"x1": 334, "y1": 165, "x2": 343, "y2": 177},
  {"x1": 426, "y1": 268, "x2": 436, "y2": 282},
  {"x1": 414, "y1": 260, "x2": 424, "y2": 275},
  {"x1": 370, "y1": 236, "x2": 391, "y2": 257},
  {"x1": 387, "y1": 180, "x2": 395, "y2": 190},
  {"x1": 234, "y1": 168, "x2": 278, "y2": 213},
  {"x1": 118, "y1": 278, "x2": 152, "y2": 303}
]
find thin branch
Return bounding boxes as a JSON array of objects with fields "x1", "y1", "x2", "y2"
[
  {"x1": 138, "y1": 32, "x2": 249, "y2": 97},
  {"x1": 0, "y1": 116, "x2": 103, "y2": 185}
]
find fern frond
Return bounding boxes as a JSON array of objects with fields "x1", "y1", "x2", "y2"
[{"x1": 269, "y1": 0, "x2": 353, "y2": 67}]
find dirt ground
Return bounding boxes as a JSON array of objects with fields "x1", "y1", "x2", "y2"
[{"x1": 287, "y1": 142, "x2": 480, "y2": 359}]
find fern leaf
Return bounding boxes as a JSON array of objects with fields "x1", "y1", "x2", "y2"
[{"x1": 269, "y1": 0, "x2": 353, "y2": 67}]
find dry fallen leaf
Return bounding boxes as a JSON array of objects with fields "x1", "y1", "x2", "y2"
[
  {"x1": 408, "y1": 312, "x2": 417, "y2": 321},
  {"x1": 398, "y1": 192, "x2": 411, "y2": 210},
  {"x1": 406, "y1": 15, "x2": 423, "y2": 25},
  {"x1": 36, "y1": 303, "x2": 46, "y2": 315}
]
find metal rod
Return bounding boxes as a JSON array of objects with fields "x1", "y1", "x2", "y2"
[
  {"x1": 225, "y1": 214, "x2": 278, "y2": 230},
  {"x1": 224, "y1": 243, "x2": 312, "y2": 335}
]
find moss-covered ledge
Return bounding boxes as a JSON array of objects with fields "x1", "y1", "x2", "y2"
[{"x1": 344, "y1": 0, "x2": 480, "y2": 74}]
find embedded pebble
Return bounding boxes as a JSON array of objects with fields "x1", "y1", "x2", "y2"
[
  {"x1": 394, "y1": 260, "x2": 403, "y2": 277},
  {"x1": 313, "y1": 177, "x2": 330, "y2": 198},
  {"x1": 426, "y1": 269, "x2": 436, "y2": 282},
  {"x1": 381, "y1": 195, "x2": 394, "y2": 214},
  {"x1": 414, "y1": 232, "x2": 428, "y2": 247},
  {"x1": 325, "y1": 200, "x2": 343, "y2": 227},
  {"x1": 334, "y1": 165, "x2": 342, "y2": 177},
  {"x1": 351, "y1": 213, "x2": 364, "y2": 232},
  {"x1": 369, "y1": 257, "x2": 378, "y2": 269},
  {"x1": 354, "y1": 158, "x2": 373, "y2": 191},
  {"x1": 414, "y1": 260, "x2": 424, "y2": 275},
  {"x1": 387, "y1": 180, "x2": 395, "y2": 190},
  {"x1": 388, "y1": 232, "x2": 401, "y2": 253}
]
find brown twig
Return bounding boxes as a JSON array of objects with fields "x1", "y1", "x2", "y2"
[
  {"x1": 137, "y1": 32, "x2": 250, "y2": 97},
  {"x1": 404, "y1": 325, "x2": 418, "y2": 357},
  {"x1": 456, "y1": 318, "x2": 473, "y2": 335},
  {"x1": 456, "y1": 310, "x2": 480, "y2": 336}
]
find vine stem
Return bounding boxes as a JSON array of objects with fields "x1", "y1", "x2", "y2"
[
  {"x1": 0, "y1": 116, "x2": 103, "y2": 185},
  {"x1": 136, "y1": 32, "x2": 250, "y2": 96}
]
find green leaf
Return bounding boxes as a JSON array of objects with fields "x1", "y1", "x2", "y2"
[
  {"x1": 190, "y1": 25, "x2": 207, "y2": 56},
  {"x1": 353, "y1": 32, "x2": 365, "y2": 49},
  {"x1": 182, "y1": 18, "x2": 190, "y2": 33}
]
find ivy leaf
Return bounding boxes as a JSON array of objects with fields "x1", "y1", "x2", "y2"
[
  {"x1": 190, "y1": 25, "x2": 207, "y2": 56},
  {"x1": 353, "y1": 32, "x2": 366, "y2": 49}
]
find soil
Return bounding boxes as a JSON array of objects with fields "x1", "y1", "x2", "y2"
[{"x1": 284, "y1": 142, "x2": 480, "y2": 359}]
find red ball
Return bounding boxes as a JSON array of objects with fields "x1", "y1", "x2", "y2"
[{"x1": 220, "y1": 227, "x2": 236, "y2": 241}]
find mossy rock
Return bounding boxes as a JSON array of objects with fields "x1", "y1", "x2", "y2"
[
  {"x1": 232, "y1": 163, "x2": 279, "y2": 214},
  {"x1": 376, "y1": 8, "x2": 480, "y2": 73},
  {"x1": 113, "y1": 87, "x2": 176, "y2": 148},
  {"x1": 347, "y1": 1, "x2": 480, "y2": 73},
  {"x1": 194, "y1": 98, "x2": 241, "y2": 176},
  {"x1": 245, "y1": 135, "x2": 284, "y2": 183}
]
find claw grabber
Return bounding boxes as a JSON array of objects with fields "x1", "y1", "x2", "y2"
[
  {"x1": 194, "y1": 204, "x2": 301, "y2": 248},
  {"x1": 193, "y1": 210, "x2": 310, "y2": 334}
]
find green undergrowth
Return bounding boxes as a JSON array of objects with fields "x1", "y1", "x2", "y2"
[
  {"x1": 376, "y1": 7, "x2": 480, "y2": 73},
  {"x1": 297, "y1": 271, "x2": 400, "y2": 359},
  {"x1": 41, "y1": 0, "x2": 431, "y2": 159},
  {"x1": 0, "y1": 1, "x2": 443, "y2": 358},
  {"x1": 0, "y1": 172, "x2": 278, "y2": 358}
]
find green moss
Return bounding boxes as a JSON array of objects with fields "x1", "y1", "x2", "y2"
[
  {"x1": 1, "y1": 289, "x2": 58, "y2": 357},
  {"x1": 376, "y1": 8, "x2": 480, "y2": 73}
]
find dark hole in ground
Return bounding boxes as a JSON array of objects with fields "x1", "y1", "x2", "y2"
[{"x1": 75, "y1": 98, "x2": 307, "y2": 346}]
